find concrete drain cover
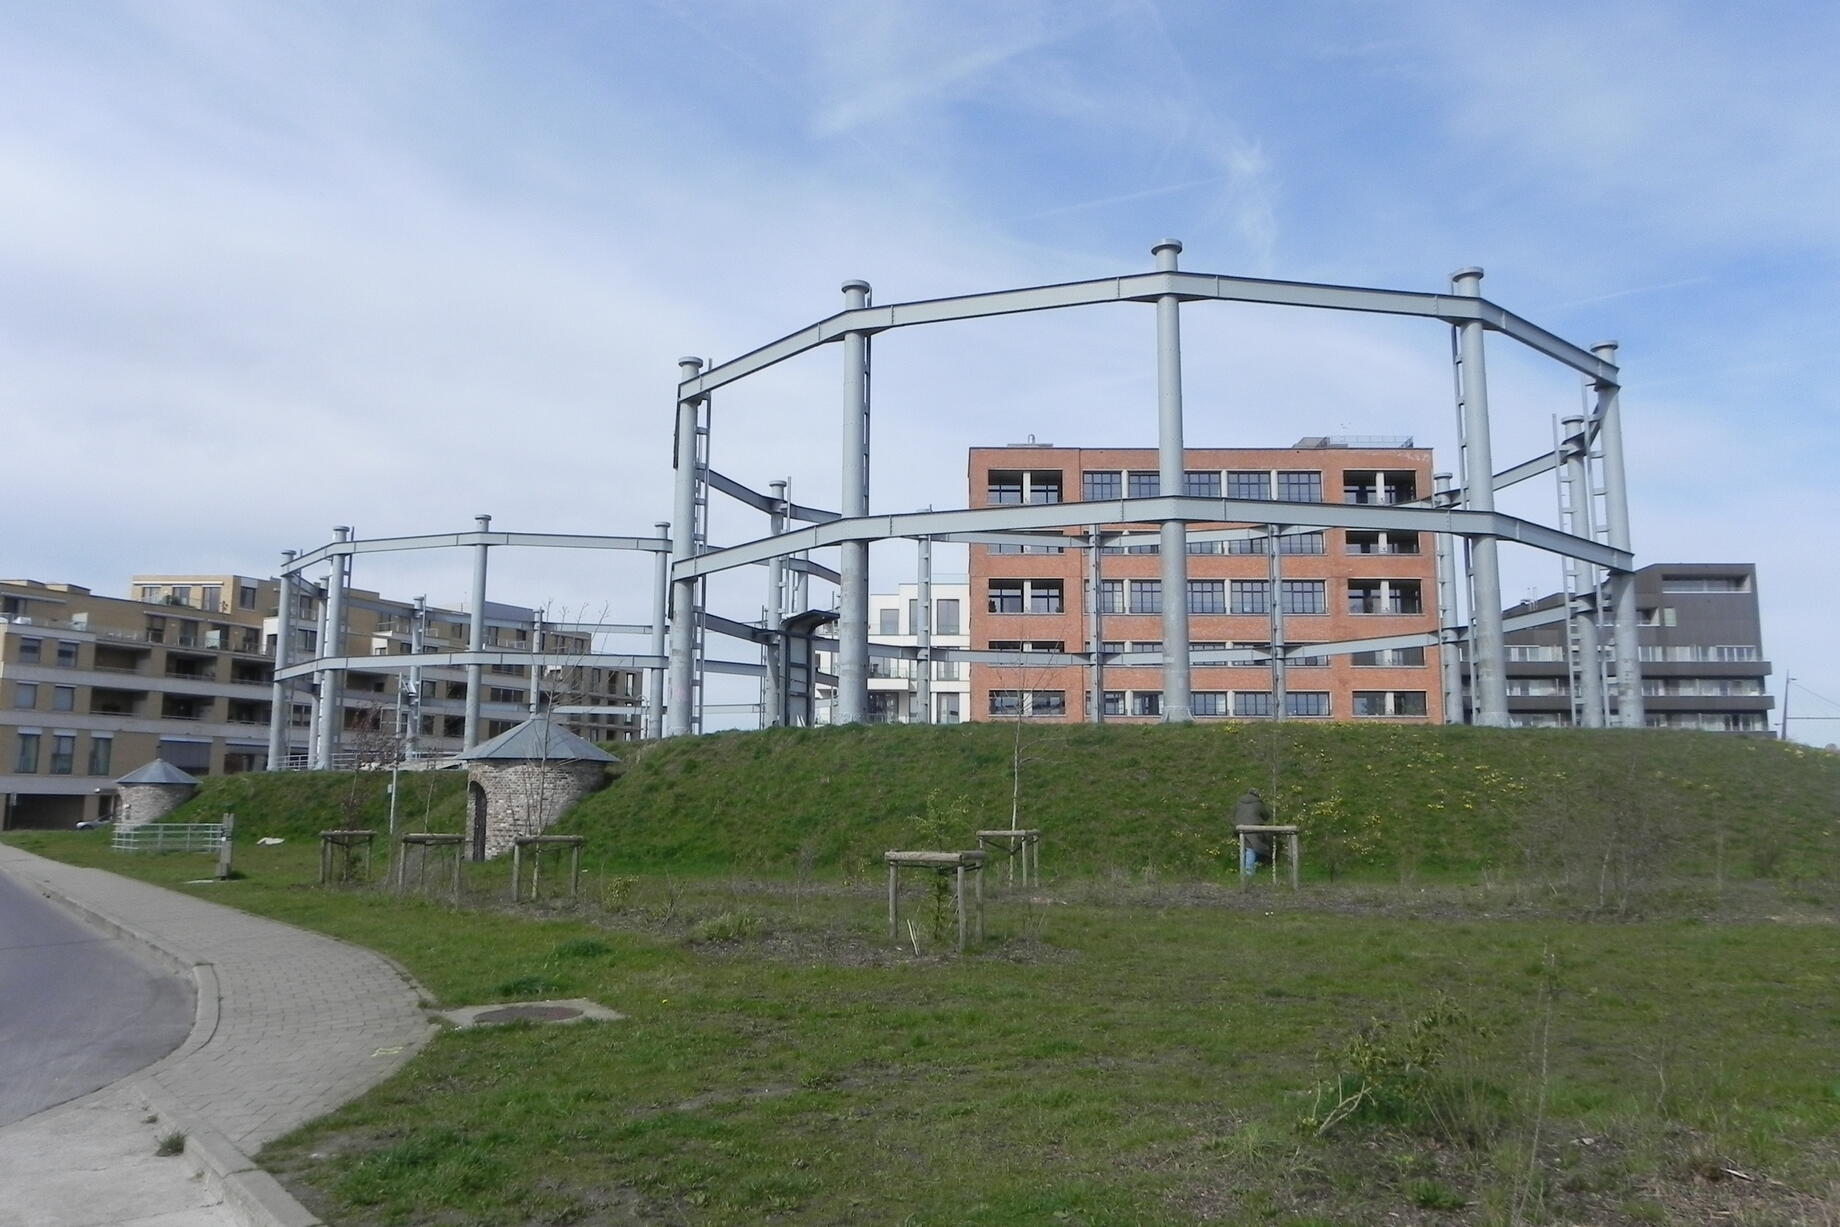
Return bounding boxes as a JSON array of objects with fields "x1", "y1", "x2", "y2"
[
  {"x1": 476, "y1": 1004, "x2": 582, "y2": 1023},
  {"x1": 435, "y1": 997, "x2": 626, "y2": 1029}
]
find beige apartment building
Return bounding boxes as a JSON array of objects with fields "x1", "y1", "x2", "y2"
[
  {"x1": 967, "y1": 441, "x2": 1444, "y2": 724},
  {"x1": 1, "y1": 574, "x2": 641, "y2": 829}
]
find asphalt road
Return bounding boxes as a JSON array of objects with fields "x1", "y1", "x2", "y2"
[{"x1": 0, "y1": 869, "x2": 194, "y2": 1127}]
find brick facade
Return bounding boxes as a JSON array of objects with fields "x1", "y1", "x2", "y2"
[{"x1": 968, "y1": 444, "x2": 1443, "y2": 724}]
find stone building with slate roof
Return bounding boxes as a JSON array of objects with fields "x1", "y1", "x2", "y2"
[{"x1": 455, "y1": 717, "x2": 617, "y2": 860}]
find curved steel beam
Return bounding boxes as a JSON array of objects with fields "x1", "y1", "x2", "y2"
[
  {"x1": 673, "y1": 497, "x2": 1632, "y2": 581},
  {"x1": 286, "y1": 531, "x2": 669, "y2": 575},
  {"x1": 678, "y1": 270, "x2": 1618, "y2": 400}
]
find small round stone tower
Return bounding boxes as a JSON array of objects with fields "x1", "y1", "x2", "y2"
[
  {"x1": 114, "y1": 759, "x2": 202, "y2": 828},
  {"x1": 455, "y1": 717, "x2": 617, "y2": 861}
]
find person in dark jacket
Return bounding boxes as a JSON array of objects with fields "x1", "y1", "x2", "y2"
[{"x1": 1234, "y1": 788, "x2": 1272, "y2": 876}]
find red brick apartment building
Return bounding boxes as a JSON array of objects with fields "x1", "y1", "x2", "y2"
[{"x1": 967, "y1": 442, "x2": 1443, "y2": 724}]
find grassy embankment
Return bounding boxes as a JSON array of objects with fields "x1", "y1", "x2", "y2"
[{"x1": 7, "y1": 724, "x2": 1838, "y2": 1226}]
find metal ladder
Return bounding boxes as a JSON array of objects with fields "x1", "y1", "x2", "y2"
[{"x1": 691, "y1": 393, "x2": 712, "y2": 733}]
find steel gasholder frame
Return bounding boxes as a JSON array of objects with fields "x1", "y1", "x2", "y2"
[{"x1": 669, "y1": 241, "x2": 1639, "y2": 733}]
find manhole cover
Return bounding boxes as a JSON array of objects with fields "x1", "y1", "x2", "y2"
[{"x1": 473, "y1": 1004, "x2": 584, "y2": 1024}]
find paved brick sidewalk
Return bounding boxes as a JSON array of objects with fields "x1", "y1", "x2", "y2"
[{"x1": 0, "y1": 845, "x2": 435, "y2": 1153}]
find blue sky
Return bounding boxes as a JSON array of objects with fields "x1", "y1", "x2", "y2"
[{"x1": 4, "y1": 2, "x2": 1837, "y2": 738}]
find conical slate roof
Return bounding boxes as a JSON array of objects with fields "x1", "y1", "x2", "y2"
[
  {"x1": 455, "y1": 716, "x2": 619, "y2": 764},
  {"x1": 115, "y1": 759, "x2": 201, "y2": 787}
]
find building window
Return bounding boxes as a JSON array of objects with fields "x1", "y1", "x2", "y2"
[
  {"x1": 1098, "y1": 580, "x2": 1125, "y2": 614},
  {"x1": 1277, "y1": 471, "x2": 1323, "y2": 502},
  {"x1": 139, "y1": 585, "x2": 161, "y2": 602},
  {"x1": 1287, "y1": 645, "x2": 1330, "y2": 667},
  {"x1": 1353, "y1": 690, "x2": 1428, "y2": 717},
  {"x1": 1346, "y1": 530, "x2": 1420, "y2": 555},
  {"x1": 50, "y1": 734, "x2": 75, "y2": 775},
  {"x1": 1660, "y1": 574, "x2": 1748, "y2": 592},
  {"x1": 1234, "y1": 691, "x2": 1272, "y2": 717},
  {"x1": 201, "y1": 585, "x2": 222, "y2": 612},
  {"x1": 1286, "y1": 692, "x2": 1331, "y2": 717},
  {"x1": 1352, "y1": 647, "x2": 1427, "y2": 667},
  {"x1": 987, "y1": 470, "x2": 1061, "y2": 505},
  {"x1": 1127, "y1": 471, "x2": 1160, "y2": 497},
  {"x1": 878, "y1": 608, "x2": 900, "y2": 635},
  {"x1": 935, "y1": 599, "x2": 960, "y2": 635},
  {"x1": 1226, "y1": 471, "x2": 1271, "y2": 499},
  {"x1": 1131, "y1": 640, "x2": 1162, "y2": 654},
  {"x1": 1343, "y1": 470, "x2": 1417, "y2": 504},
  {"x1": 1030, "y1": 581, "x2": 1064, "y2": 614},
  {"x1": 16, "y1": 732, "x2": 40, "y2": 773},
  {"x1": 1082, "y1": 470, "x2": 1121, "y2": 500},
  {"x1": 88, "y1": 736, "x2": 112, "y2": 776},
  {"x1": 1348, "y1": 579, "x2": 1423, "y2": 615},
  {"x1": 988, "y1": 690, "x2": 1064, "y2": 718},
  {"x1": 237, "y1": 584, "x2": 258, "y2": 610},
  {"x1": 18, "y1": 637, "x2": 42, "y2": 664},
  {"x1": 935, "y1": 659, "x2": 960, "y2": 681},
  {"x1": 937, "y1": 693, "x2": 961, "y2": 724},
  {"x1": 1187, "y1": 580, "x2": 1226, "y2": 614},
  {"x1": 1183, "y1": 470, "x2": 1221, "y2": 497},
  {"x1": 1130, "y1": 691, "x2": 1161, "y2": 717},
  {"x1": 987, "y1": 471, "x2": 1024, "y2": 505},
  {"x1": 1279, "y1": 532, "x2": 1326, "y2": 555},
  {"x1": 170, "y1": 585, "x2": 191, "y2": 605},
  {"x1": 14, "y1": 682, "x2": 37, "y2": 709},
  {"x1": 1192, "y1": 691, "x2": 1228, "y2": 717},
  {"x1": 1230, "y1": 581, "x2": 1268, "y2": 615},
  {"x1": 1129, "y1": 580, "x2": 1162, "y2": 615},
  {"x1": 1186, "y1": 539, "x2": 1224, "y2": 555},
  {"x1": 1280, "y1": 581, "x2": 1327, "y2": 614},
  {"x1": 987, "y1": 579, "x2": 1062, "y2": 614},
  {"x1": 1102, "y1": 690, "x2": 1125, "y2": 716},
  {"x1": 52, "y1": 686, "x2": 75, "y2": 712},
  {"x1": 56, "y1": 641, "x2": 79, "y2": 667}
]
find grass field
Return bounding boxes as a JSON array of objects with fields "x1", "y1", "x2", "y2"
[{"x1": 9, "y1": 724, "x2": 1839, "y2": 1224}]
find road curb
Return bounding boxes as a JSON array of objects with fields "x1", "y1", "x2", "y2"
[{"x1": 0, "y1": 848, "x2": 349, "y2": 1227}]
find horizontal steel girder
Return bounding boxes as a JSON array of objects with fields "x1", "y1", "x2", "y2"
[
  {"x1": 286, "y1": 531, "x2": 670, "y2": 575},
  {"x1": 678, "y1": 271, "x2": 1618, "y2": 402},
  {"x1": 836, "y1": 602, "x2": 1574, "y2": 668},
  {"x1": 702, "y1": 468, "x2": 839, "y2": 523},
  {"x1": 673, "y1": 497, "x2": 1631, "y2": 581},
  {"x1": 275, "y1": 650, "x2": 665, "y2": 683}
]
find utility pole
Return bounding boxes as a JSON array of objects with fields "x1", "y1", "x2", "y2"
[{"x1": 1781, "y1": 674, "x2": 1791, "y2": 741}]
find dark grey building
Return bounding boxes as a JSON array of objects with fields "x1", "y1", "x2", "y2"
[{"x1": 1472, "y1": 563, "x2": 1773, "y2": 733}]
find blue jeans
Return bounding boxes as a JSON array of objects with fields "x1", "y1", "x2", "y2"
[{"x1": 1241, "y1": 845, "x2": 1260, "y2": 877}]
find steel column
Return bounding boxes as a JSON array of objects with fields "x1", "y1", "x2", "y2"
[
  {"x1": 1452, "y1": 269, "x2": 1507, "y2": 727},
  {"x1": 1561, "y1": 416, "x2": 1607, "y2": 728},
  {"x1": 1152, "y1": 240, "x2": 1192, "y2": 723},
  {"x1": 409, "y1": 595, "x2": 426, "y2": 757},
  {"x1": 1592, "y1": 341, "x2": 1644, "y2": 727},
  {"x1": 313, "y1": 527, "x2": 351, "y2": 768},
  {"x1": 666, "y1": 359, "x2": 703, "y2": 737},
  {"x1": 837, "y1": 279, "x2": 873, "y2": 725},
  {"x1": 267, "y1": 550, "x2": 295, "y2": 770},
  {"x1": 463, "y1": 514, "x2": 490, "y2": 748},
  {"x1": 647, "y1": 520, "x2": 669, "y2": 739},
  {"x1": 915, "y1": 533, "x2": 932, "y2": 724},
  {"x1": 1087, "y1": 527, "x2": 1104, "y2": 723},
  {"x1": 1267, "y1": 524, "x2": 1286, "y2": 720},
  {"x1": 1432, "y1": 474, "x2": 1464, "y2": 723}
]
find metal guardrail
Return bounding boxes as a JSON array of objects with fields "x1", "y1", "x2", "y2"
[{"x1": 113, "y1": 823, "x2": 226, "y2": 854}]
